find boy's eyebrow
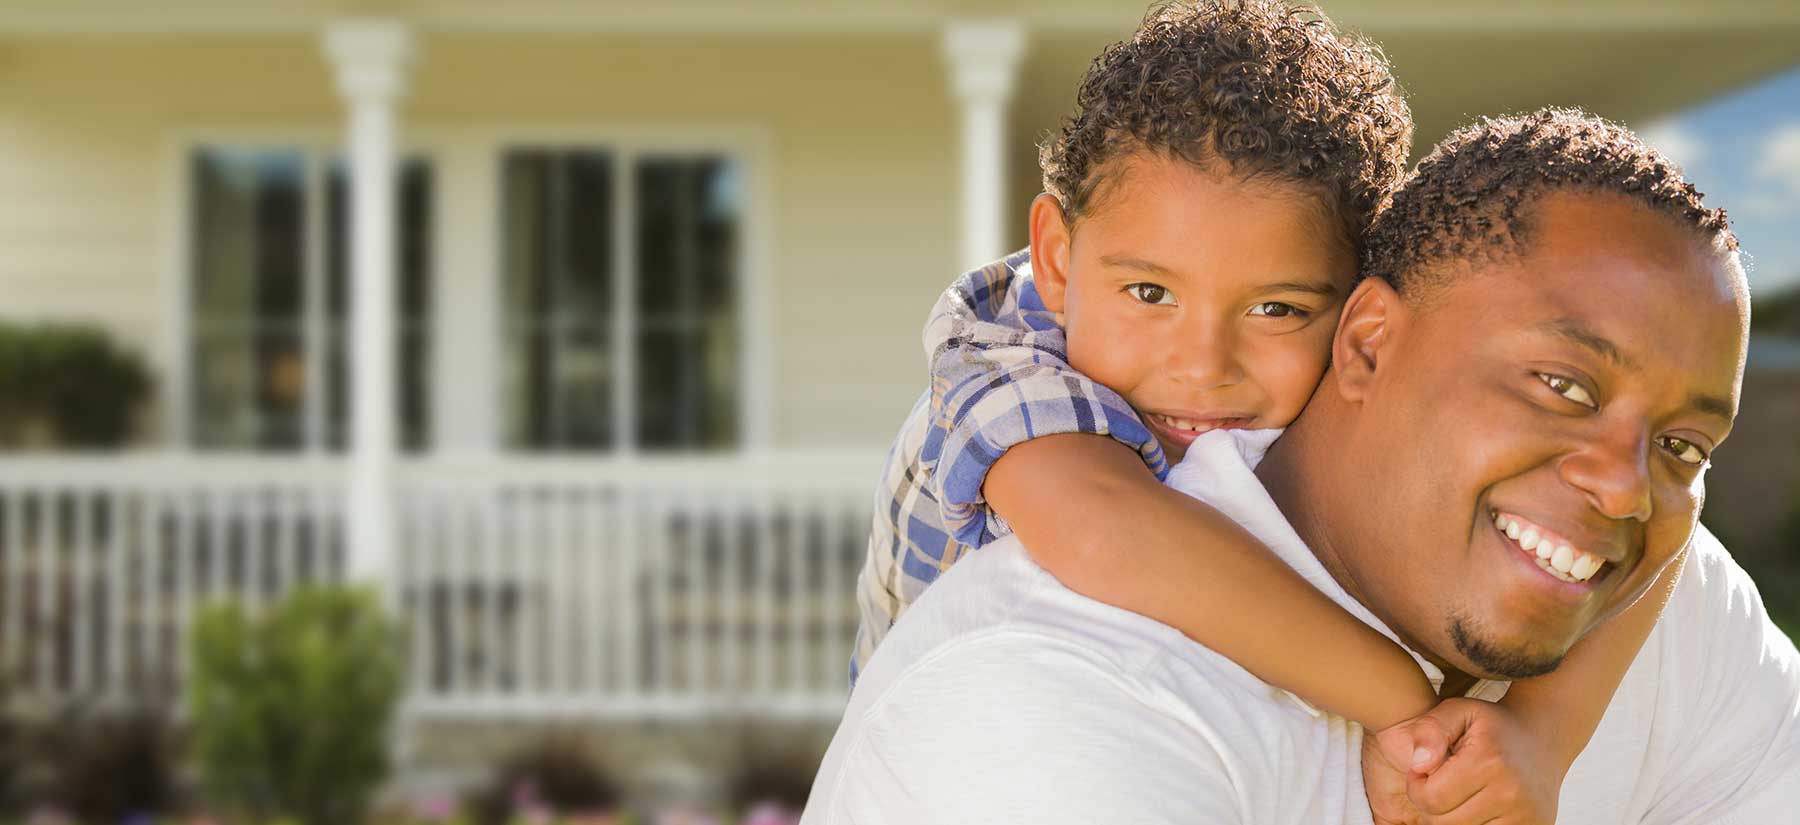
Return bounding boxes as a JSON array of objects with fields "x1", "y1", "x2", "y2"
[
  {"x1": 1099, "y1": 255, "x2": 1338, "y2": 298},
  {"x1": 1099, "y1": 254, "x2": 1183, "y2": 278}
]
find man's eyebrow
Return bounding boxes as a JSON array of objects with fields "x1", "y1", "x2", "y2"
[
  {"x1": 1535, "y1": 317, "x2": 1635, "y2": 370},
  {"x1": 1255, "y1": 280, "x2": 1339, "y2": 298},
  {"x1": 1687, "y1": 391, "x2": 1736, "y2": 422},
  {"x1": 1535, "y1": 318, "x2": 1735, "y2": 420}
]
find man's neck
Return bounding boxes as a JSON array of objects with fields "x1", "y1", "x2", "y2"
[{"x1": 1255, "y1": 405, "x2": 1481, "y2": 696}]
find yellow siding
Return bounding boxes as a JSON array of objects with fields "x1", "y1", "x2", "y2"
[{"x1": 0, "y1": 33, "x2": 960, "y2": 448}]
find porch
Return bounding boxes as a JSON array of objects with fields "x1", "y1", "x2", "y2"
[{"x1": 0, "y1": 451, "x2": 879, "y2": 719}]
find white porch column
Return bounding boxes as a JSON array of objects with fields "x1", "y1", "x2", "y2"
[
  {"x1": 325, "y1": 20, "x2": 415, "y2": 592},
  {"x1": 942, "y1": 21, "x2": 1027, "y2": 271}
]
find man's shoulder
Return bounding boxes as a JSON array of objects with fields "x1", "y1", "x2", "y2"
[
  {"x1": 850, "y1": 538, "x2": 1326, "y2": 750},
  {"x1": 1660, "y1": 525, "x2": 1797, "y2": 652},
  {"x1": 817, "y1": 539, "x2": 1374, "y2": 825}
]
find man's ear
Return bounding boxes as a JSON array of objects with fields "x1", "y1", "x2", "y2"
[
  {"x1": 1029, "y1": 193, "x2": 1074, "y2": 314},
  {"x1": 1332, "y1": 277, "x2": 1404, "y2": 403}
]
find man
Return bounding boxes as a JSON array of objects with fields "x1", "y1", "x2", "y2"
[{"x1": 801, "y1": 110, "x2": 1800, "y2": 823}]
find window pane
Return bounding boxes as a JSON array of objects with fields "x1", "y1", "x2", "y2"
[
  {"x1": 636, "y1": 156, "x2": 741, "y2": 451},
  {"x1": 636, "y1": 325, "x2": 738, "y2": 450},
  {"x1": 501, "y1": 149, "x2": 616, "y2": 449},
  {"x1": 637, "y1": 158, "x2": 738, "y2": 319},
  {"x1": 191, "y1": 149, "x2": 305, "y2": 325},
  {"x1": 193, "y1": 327, "x2": 304, "y2": 450},
  {"x1": 503, "y1": 322, "x2": 558, "y2": 448},
  {"x1": 190, "y1": 148, "x2": 305, "y2": 450},
  {"x1": 564, "y1": 152, "x2": 614, "y2": 319},
  {"x1": 559, "y1": 324, "x2": 613, "y2": 449}
]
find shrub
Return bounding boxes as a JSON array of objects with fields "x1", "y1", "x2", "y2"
[
  {"x1": 0, "y1": 323, "x2": 153, "y2": 448},
  {"x1": 187, "y1": 586, "x2": 404, "y2": 825}
]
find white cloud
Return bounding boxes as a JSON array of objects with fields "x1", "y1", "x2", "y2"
[
  {"x1": 1755, "y1": 123, "x2": 1800, "y2": 196},
  {"x1": 1639, "y1": 121, "x2": 1706, "y2": 172}
]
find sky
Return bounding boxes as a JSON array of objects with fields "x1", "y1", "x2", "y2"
[{"x1": 1640, "y1": 66, "x2": 1800, "y2": 300}]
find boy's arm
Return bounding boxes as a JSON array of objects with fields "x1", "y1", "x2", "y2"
[
  {"x1": 987, "y1": 432, "x2": 1438, "y2": 730},
  {"x1": 1499, "y1": 545, "x2": 1687, "y2": 767}
]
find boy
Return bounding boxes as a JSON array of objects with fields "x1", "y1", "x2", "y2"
[{"x1": 854, "y1": 2, "x2": 1676, "y2": 821}]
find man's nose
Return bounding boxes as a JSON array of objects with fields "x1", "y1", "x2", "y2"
[
  {"x1": 1558, "y1": 423, "x2": 1654, "y2": 523},
  {"x1": 1167, "y1": 317, "x2": 1244, "y2": 389}
]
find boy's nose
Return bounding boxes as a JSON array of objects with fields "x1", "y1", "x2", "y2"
[{"x1": 1166, "y1": 320, "x2": 1244, "y2": 389}]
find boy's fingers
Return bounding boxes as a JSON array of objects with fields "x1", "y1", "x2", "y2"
[
  {"x1": 1375, "y1": 697, "x2": 1478, "y2": 777},
  {"x1": 1412, "y1": 781, "x2": 1514, "y2": 825},
  {"x1": 1408, "y1": 733, "x2": 1497, "y2": 815},
  {"x1": 1360, "y1": 735, "x2": 1425, "y2": 825},
  {"x1": 1405, "y1": 718, "x2": 1452, "y2": 774},
  {"x1": 1404, "y1": 700, "x2": 1498, "y2": 814}
]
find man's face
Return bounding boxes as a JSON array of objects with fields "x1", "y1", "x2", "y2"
[
  {"x1": 1337, "y1": 192, "x2": 1747, "y2": 681},
  {"x1": 1034, "y1": 152, "x2": 1354, "y2": 464}
]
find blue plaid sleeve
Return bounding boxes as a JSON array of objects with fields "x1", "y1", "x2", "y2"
[
  {"x1": 850, "y1": 250, "x2": 1171, "y2": 684},
  {"x1": 920, "y1": 249, "x2": 1168, "y2": 548}
]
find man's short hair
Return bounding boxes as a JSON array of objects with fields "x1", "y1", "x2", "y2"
[
  {"x1": 1039, "y1": 0, "x2": 1412, "y2": 249},
  {"x1": 1361, "y1": 107, "x2": 1739, "y2": 299}
]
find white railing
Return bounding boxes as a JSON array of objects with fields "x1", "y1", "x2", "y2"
[{"x1": 0, "y1": 451, "x2": 880, "y2": 720}]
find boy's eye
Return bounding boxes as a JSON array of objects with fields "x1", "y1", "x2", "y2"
[
  {"x1": 1535, "y1": 372, "x2": 1597, "y2": 410},
  {"x1": 1658, "y1": 435, "x2": 1709, "y2": 466},
  {"x1": 1248, "y1": 301, "x2": 1305, "y2": 318},
  {"x1": 1126, "y1": 283, "x2": 1175, "y2": 305}
]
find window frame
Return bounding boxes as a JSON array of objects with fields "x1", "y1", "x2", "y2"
[
  {"x1": 490, "y1": 127, "x2": 774, "y2": 457},
  {"x1": 163, "y1": 124, "x2": 773, "y2": 456},
  {"x1": 166, "y1": 127, "x2": 440, "y2": 453}
]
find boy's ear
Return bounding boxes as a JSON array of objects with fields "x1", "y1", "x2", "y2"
[
  {"x1": 1028, "y1": 193, "x2": 1074, "y2": 314},
  {"x1": 1332, "y1": 277, "x2": 1406, "y2": 404}
]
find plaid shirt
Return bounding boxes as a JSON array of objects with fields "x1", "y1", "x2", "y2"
[{"x1": 851, "y1": 249, "x2": 1168, "y2": 683}]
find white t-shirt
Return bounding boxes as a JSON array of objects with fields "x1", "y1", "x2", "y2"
[{"x1": 801, "y1": 429, "x2": 1800, "y2": 824}]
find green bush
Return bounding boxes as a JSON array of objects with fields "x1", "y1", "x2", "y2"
[
  {"x1": 0, "y1": 322, "x2": 153, "y2": 447},
  {"x1": 188, "y1": 587, "x2": 405, "y2": 825}
]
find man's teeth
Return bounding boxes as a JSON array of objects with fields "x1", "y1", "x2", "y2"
[{"x1": 1493, "y1": 514, "x2": 1606, "y2": 583}]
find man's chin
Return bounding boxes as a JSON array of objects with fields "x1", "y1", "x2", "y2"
[{"x1": 1448, "y1": 616, "x2": 1566, "y2": 681}]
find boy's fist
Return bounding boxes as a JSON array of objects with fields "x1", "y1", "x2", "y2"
[{"x1": 1363, "y1": 697, "x2": 1564, "y2": 825}]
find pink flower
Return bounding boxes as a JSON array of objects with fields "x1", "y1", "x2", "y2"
[{"x1": 742, "y1": 802, "x2": 802, "y2": 825}]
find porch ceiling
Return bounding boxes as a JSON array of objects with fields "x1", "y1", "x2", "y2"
[
  {"x1": 4, "y1": 0, "x2": 1794, "y2": 142},
  {"x1": 1, "y1": 0, "x2": 1798, "y2": 35}
]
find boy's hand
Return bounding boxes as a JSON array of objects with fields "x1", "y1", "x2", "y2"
[{"x1": 1363, "y1": 697, "x2": 1565, "y2": 825}]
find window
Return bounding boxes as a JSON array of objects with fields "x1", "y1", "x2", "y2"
[
  {"x1": 502, "y1": 148, "x2": 743, "y2": 451},
  {"x1": 188, "y1": 146, "x2": 432, "y2": 451}
]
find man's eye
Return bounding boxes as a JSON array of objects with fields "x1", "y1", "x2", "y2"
[
  {"x1": 1535, "y1": 372, "x2": 1597, "y2": 409},
  {"x1": 1126, "y1": 283, "x2": 1175, "y2": 305},
  {"x1": 1658, "y1": 435, "x2": 1709, "y2": 466},
  {"x1": 1248, "y1": 301, "x2": 1306, "y2": 318}
]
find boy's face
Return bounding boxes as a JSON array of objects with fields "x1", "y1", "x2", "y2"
[{"x1": 1032, "y1": 152, "x2": 1355, "y2": 464}]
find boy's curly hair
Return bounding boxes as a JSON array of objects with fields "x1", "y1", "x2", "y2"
[
  {"x1": 1362, "y1": 107, "x2": 1738, "y2": 298},
  {"x1": 1040, "y1": 0, "x2": 1412, "y2": 248}
]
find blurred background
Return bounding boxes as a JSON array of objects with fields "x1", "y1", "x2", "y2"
[{"x1": 0, "y1": 1, "x2": 1795, "y2": 823}]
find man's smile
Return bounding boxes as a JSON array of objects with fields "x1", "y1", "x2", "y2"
[{"x1": 1492, "y1": 511, "x2": 1612, "y2": 584}]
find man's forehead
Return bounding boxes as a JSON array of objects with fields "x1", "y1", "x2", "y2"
[{"x1": 1426, "y1": 195, "x2": 1747, "y2": 403}]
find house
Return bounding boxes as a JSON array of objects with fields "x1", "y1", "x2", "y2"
[{"x1": 0, "y1": 0, "x2": 1796, "y2": 772}]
